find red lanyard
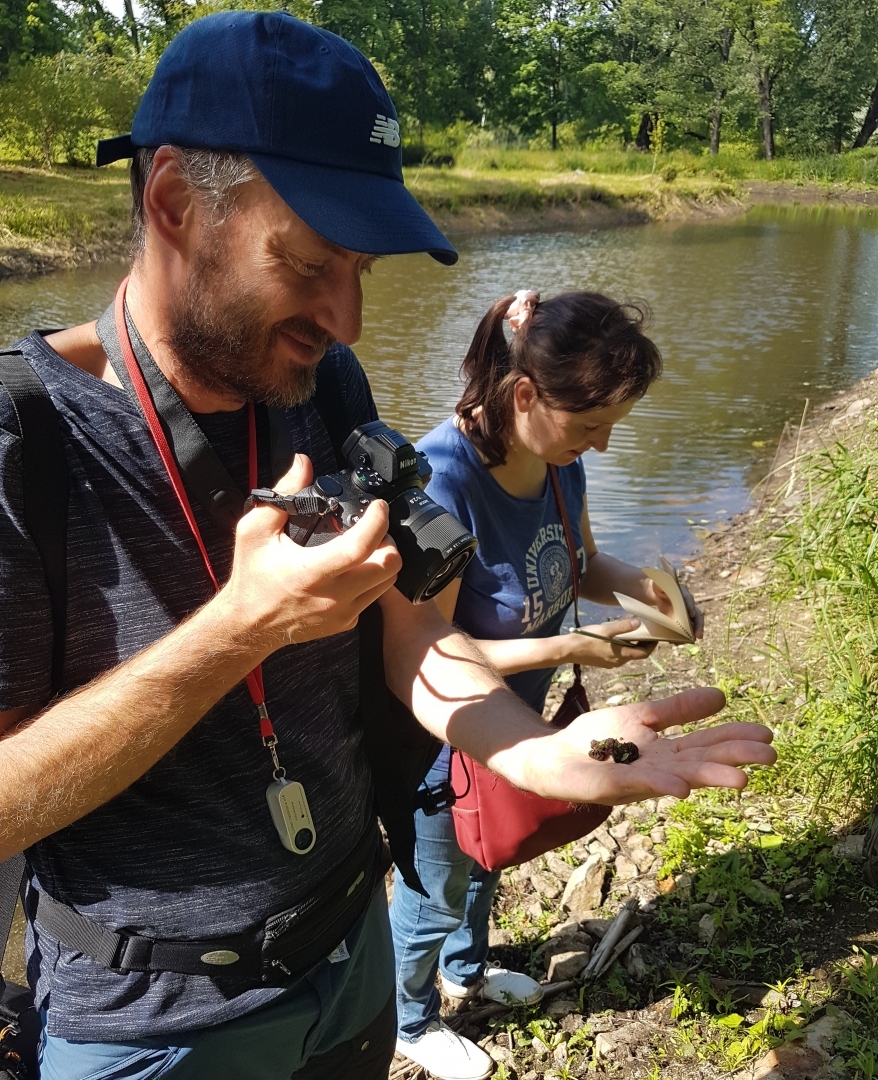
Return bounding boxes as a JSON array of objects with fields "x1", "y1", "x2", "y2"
[{"x1": 113, "y1": 279, "x2": 282, "y2": 771}]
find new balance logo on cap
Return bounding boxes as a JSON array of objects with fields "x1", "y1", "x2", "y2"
[{"x1": 370, "y1": 115, "x2": 400, "y2": 147}]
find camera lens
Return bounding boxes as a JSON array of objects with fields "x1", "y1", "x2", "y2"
[{"x1": 387, "y1": 490, "x2": 478, "y2": 604}]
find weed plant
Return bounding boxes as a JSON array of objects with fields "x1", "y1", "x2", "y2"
[{"x1": 757, "y1": 429, "x2": 878, "y2": 820}]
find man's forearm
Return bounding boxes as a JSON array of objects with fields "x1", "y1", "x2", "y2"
[
  {"x1": 0, "y1": 592, "x2": 267, "y2": 859},
  {"x1": 379, "y1": 591, "x2": 547, "y2": 786}
]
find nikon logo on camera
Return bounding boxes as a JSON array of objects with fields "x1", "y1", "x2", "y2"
[{"x1": 399, "y1": 457, "x2": 416, "y2": 469}]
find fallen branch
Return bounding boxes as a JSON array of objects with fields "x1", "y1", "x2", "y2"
[
  {"x1": 594, "y1": 924, "x2": 643, "y2": 978},
  {"x1": 582, "y1": 898, "x2": 639, "y2": 981}
]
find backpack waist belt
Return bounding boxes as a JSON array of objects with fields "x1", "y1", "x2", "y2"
[{"x1": 32, "y1": 824, "x2": 389, "y2": 984}]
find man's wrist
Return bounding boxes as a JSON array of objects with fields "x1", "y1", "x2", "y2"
[{"x1": 485, "y1": 729, "x2": 552, "y2": 795}]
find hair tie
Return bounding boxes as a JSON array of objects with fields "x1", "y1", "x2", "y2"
[{"x1": 505, "y1": 290, "x2": 540, "y2": 335}]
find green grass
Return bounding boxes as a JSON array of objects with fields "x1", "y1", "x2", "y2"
[
  {"x1": 404, "y1": 159, "x2": 736, "y2": 216},
  {"x1": 0, "y1": 161, "x2": 131, "y2": 258},
  {"x1": 725, "y1": 427, "x2": 878, "y2": 822},
  {"x1": 448, "y1": 144, "x2": 878, "y2": 188}
]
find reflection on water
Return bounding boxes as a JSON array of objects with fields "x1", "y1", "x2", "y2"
[
  {"x1": 1, "y1": 205, "x2": 877, "y2": 571},
  {"x1": 358, "y1": 204, "x2": 878, "y2": 565}
]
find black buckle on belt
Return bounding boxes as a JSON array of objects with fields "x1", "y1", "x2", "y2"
[
  {"x1": 113, "y1": 932, "x2": 154, "y2": 973},
  {"x1": 415, "y1": 780, "x2": 456, "y2": 816}
]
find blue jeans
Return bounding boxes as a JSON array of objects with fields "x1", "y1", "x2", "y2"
[
  {"x1": 38, "y1": 884, "x2": 395, "y2": 1080},
  {"x1": 389, "y1": 753, "x2": 502, "y2": 1041}
]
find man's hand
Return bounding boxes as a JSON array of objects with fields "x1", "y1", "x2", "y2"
[
  {"x1": 503, "y1": 688, "x2": 776, "y2": 804},
  {"x1": 223, "y1": 453, "x2": 402, "y2": 651}
]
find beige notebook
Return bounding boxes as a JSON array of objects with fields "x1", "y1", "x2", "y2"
[
  {"x1": 609, "y1": 557, "x2": 695, "y2": 644},
  {"x1": 569, "y1": 557, "x2": 695, "y2": 646}
]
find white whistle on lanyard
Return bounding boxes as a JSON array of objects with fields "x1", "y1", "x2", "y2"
[{"x1": 266, "y1": 777, "x2": 317, "y2": 855}]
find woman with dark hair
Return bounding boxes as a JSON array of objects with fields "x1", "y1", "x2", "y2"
[{"x1": 390, "y1": 290, "x2": 703, "y2": 1080}]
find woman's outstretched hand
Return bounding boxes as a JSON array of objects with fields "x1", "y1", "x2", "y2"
[{"x1": 511, "y1": 688, "x2": 775, "y2": 806}]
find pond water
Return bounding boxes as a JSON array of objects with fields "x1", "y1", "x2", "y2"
[{"x1": 2, "y1": 204, "x2": 877, "y2": 573}]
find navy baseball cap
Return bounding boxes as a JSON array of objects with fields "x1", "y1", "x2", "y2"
[{"x1": 96, "y1": 12, "x2": 458, "y2": 265}]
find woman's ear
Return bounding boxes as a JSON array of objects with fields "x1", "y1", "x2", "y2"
[
  {"x1": 512, "y1": 376, "x2": 539, "y2": 414},
  {"x1": 141, "y1": 147, "x2": 199, "y2": 258}
]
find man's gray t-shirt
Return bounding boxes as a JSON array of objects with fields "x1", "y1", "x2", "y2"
[{"x1": 0, "y1": 331, "x2": 378, "y2": 1040}]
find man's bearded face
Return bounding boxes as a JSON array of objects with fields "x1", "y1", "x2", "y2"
[{"x1": 166, "y1": 227, "x2": 335, "y2": 408}]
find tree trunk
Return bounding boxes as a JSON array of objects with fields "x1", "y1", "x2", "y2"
[
  {"x1": 551, "y1": 119, "x2": 557, "y2": 150},
  {"x1": 709, "y1": 89, "x2": 726, "y2": 155},
  {"x1": 756, "y1": 68, "x2": 775, "y2": 160},
  {"x1": 710, "y1": 27, "x2": 732, "y2": 155},
  {"x1": 634, "y1": 112, "x2": 653, "y2": 151},
  {"x1": 853, "y1": 78, "x2": 878, "y2": 148},
  {"x1": 124, "y1": 0, "x2": 140, "y2": 51}
]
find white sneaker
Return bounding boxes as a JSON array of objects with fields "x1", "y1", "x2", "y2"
[
  {"x1": 441, "y1": 963, "x2": 544, "y2": 1006},
  {"x1": 396, "y1": 1022, "x2": 493, "y2": 1080}
]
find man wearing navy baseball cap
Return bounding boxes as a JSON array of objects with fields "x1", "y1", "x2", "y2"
[{"x1": 0, "y1": 10, "x2": 775, "y2": 1080}]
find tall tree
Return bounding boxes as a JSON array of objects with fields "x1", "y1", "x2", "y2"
[
  {"x1": 0, "y1": 0, "x2": 68, "y2": 73},
  {"x1": 732, "y1": 0, "x2": 799, "y2": 160},
  {"x1": 853, "y1": 80, "x2": 878, "y2": 149},
  {"x1": 778, "y1": 0, "x2": 878, "y2": 153}
]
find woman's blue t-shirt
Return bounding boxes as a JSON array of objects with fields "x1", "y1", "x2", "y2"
[{"x1": 417, "y1": 418, "x2": 586, "y2": 714}]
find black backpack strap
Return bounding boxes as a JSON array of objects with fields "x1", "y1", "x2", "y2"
[
  {"x1": 0, "y1": 350, "x2": 69, "y2": 691},
  {"x1": 0, "y1": 349, "x2": 67, "y2": 1067},
  {"x1": 312, "y1": 350, "x2": 441, "y2": 896},
  {"x1": 0, "y1": 853, "x2": 25, "y2": 970}
]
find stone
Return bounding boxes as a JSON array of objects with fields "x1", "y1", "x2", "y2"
[
  {"x1": 609, "y1": 821, "x2": 632, "y2": 841},
  {"x1": 561, "y1": 1014, "x2": 584, "y2": 1033},
  {"x1": 586, "y1": 1014, "x2": 615, "y2": 1033},
  {"x1": 549, "y1": 919, "x2": 581, "y2": 939},
  {"x1": 588, "y1": 840, "x2": 614, "y2": 863},
  {"x1": 547, "y1": 949, "x2": 591, "y2": 982},
  {"x1": 743, "y1": 879, "x2": 782, "y2": 907},
  {"x1": 544, "y1": 997, "x2": 580, "y2": 1019},
  {"x1": 624, "y1": 805, "x2": 651, "y2": 824},
  {"x1": 614, "y1": 855, "x2": 639, "y2": 883},
  {"x1": 530, "y1": 870, "x2": 563, "y2": 899},
  {"x1": 698, "y1": 912, "x2": 717, "y2": 943},
  {"x1": 783, "y1": 877, "x2": 811, "y2": 897},
  {"x1": 581, "y1": 917, "x2": 613, "y2": 938},
  {"x1": 741, "y1": 1010, "x2": 853, "y2": 1079},
  {"x1": 675, "y1": 872, "x2": 693, "y2": 898},
  {"x1": 590, "y1": 825, "x2": 618, "y2": 851},
  {"x1": 487, "y1": 1043, "x2": 515, "y2": 1066},
  {"x1": 561, "y1": 854, "x2": 605, "y2": 916},
  {"x1": 657, "y1": 875, "x2": 676, "y2": 895},
  {"x1": 593, "y1": 1022, "x2": 651, "y2": 1061},
  {"x1": 553, "y1": 1041, "x2": 569, "y2": 1067},
  {"x1": 545, "y1": 852, "x2": 574, "y2": 882},
  {"x1": 833, "y1": 834, "x2": 865, "y2": 860},
  {"x1": 650, "y1": 826, "x2": 667, "y2": 845},
  {"x1": 488, "y1": 927, "x2": 514, "y2": 948},
  {"x1": 624, "y1": 942, "x2": 650, "y2": 979},
  {"x1": 525, "y1": 897, "x2": 544, "y2": 921},
  {"x1": 628, "y1": 846, "x2": 657, "y2": 874}
]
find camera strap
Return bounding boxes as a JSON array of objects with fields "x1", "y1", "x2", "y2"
[{"x1": 98, "y1": 278, "x2": 301, "y2": 848}]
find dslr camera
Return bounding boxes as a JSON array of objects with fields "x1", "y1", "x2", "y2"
[{"x1": 249, "y1": 421, "x2": 477, "y2": 604}]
